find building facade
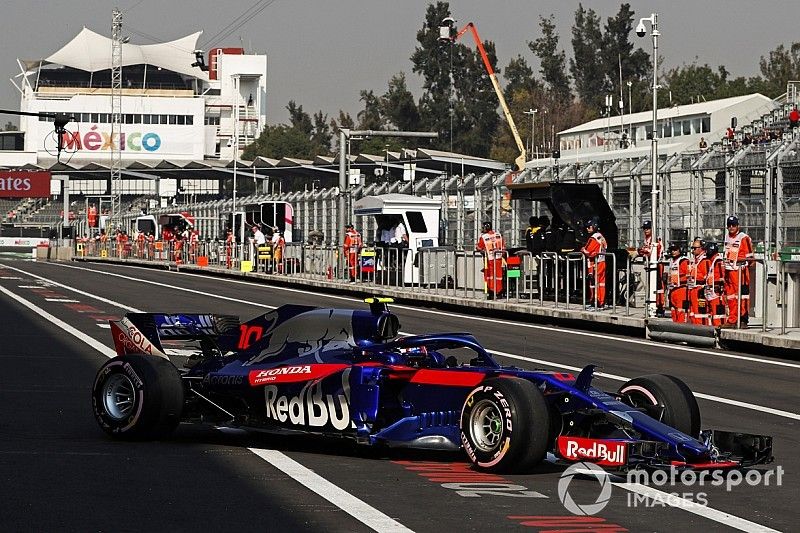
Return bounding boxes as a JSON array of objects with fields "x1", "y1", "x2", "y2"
[{"x1": 13, "y1": 28, "x2": 266, "y2": 171}]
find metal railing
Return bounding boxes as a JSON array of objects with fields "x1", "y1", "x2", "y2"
[{"x1": 77, "y1": 240, "x2": 798, "y2": 333}]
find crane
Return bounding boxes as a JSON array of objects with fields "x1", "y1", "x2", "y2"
[{"x1": 440, "y1": 20, "x2": 526, "y2": 171}]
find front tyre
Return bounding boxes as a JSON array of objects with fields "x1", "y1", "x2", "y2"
[
  {"x1": 460, "y1": 377, "x2": 550, "y2": 473},
  {"x1": 618, "y1": 374, "x2": 701, "y2": 437},
  {"x1": 92, "y1": 355, "x2": 184, "y2": 439}
]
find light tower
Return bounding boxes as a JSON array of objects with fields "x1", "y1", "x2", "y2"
[
  {"x1": 637, "y1": 13, "x2": 660, "y2": 319},
  {"x1": 110, "y1": 8, "x2": 123, "y2": 226}
]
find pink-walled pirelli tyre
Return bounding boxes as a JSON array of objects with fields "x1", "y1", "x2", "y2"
[
  {"x1": 92, "y1": 355, "x2": 184, "y2": 440},
  {"x1": 460, "y1": 377, "x2": 550, "y2": 473},
  {"x1": 618, "y1": 374, "x2": 701, "y2": 438}
]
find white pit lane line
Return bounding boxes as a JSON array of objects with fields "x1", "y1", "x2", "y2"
[
  {"x1": 13, "y1": 261, "x2": 800, "y2": 422},
  {"x1": 0, "y1": 283, "x2": 412, "y2": 533},
  {"x1": 2, "y1": 266, "x2": 784, "y2": 532}
]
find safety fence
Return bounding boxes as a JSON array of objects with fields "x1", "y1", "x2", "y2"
[
  {"x1": 76, "y1": 240, "x2": 800, "y2": 332},
  {"x1": 87, "y1": 136, "x2": 800, "y2": 263}
]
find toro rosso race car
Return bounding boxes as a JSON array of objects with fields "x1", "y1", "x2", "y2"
[{"x1": 93, "y1": 298, "x2": 773, "y2": 472}]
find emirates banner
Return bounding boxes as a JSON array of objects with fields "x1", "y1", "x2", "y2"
[{"x1": 0, "y1": 171, "x2": 52, "y2": 198}]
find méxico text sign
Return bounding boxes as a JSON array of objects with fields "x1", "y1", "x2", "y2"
[{"x1": 0, "y1": 171, "x2": 51, "y2": 198}]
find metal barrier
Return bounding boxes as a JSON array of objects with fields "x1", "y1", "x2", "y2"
[{"x1": 76, "y1": 240, "x2": 799, "y2": 336}]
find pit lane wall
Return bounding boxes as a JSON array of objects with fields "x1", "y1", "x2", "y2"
[{"x1": 67, "y1": 239, "x2": 800, "y2": 355}]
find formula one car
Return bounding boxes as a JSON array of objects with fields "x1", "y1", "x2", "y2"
[{"x1": 93, "y1": 298, "x2": 773, "y2": 472}]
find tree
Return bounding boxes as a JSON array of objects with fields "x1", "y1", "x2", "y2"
[
  {"x1": 329, "y1": 110, "x2": 355, "y2": 156},
  {"x1": 330, "y1": 110, "x2": 355, "y2": 133},
  {"x1": 570, "y1": 4, "x2": 605, "y2": 111},
  {"x1": 241, "y1": 123, "x2": 314, "y2": 160},
  {"x1": 529, "y1": 15, "x2": 571, "y2": 102},
  {"x1": 243, "y1": 101, "x2": 332, "y2": 160},
  {"x1": 503, "y1": 55, "x2": 541, "y2": 102},
  {"x1": 381, "y1": 72, "x2": 421, "y2": 131},
  {"x1": 758, "y1": 42, "x2": 800, "y2": 98},
  {"x1": 410, "y1": 2, "x2": 507, "y2": 157},
  {"x1": 598, "y1": 4, "x2": 650, "y2": 113},
  {"x1": 411, "y1": 1, "x2": 458, "y2": 152},
  {"x1": 451, "y1": 36, "x2": 502, "y2": 157},
  {"x1": 286, "y1": 100, "x2": 312, "y2": 136},
  {"x1": 311, "y1": 111, "x2": 332, "y2": 155},
  {"x1": 356, "y1": 89, "x2": 383, "y2": 130},
  {"x1": 664, "y1": 62, "x2": 729, "y2": 104}
]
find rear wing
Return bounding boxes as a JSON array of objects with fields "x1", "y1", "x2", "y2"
[{"x1": 110, "y1": 313, "x2": 240, "y2": 357}]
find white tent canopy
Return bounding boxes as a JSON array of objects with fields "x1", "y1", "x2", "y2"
[{"x1": 22, "y1": 27, "x2": 208, "y2": 80}]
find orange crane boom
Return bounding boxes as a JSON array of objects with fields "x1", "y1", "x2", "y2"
[{"x1": 451, "y1": 22, "x2": 526, "y2": 171}]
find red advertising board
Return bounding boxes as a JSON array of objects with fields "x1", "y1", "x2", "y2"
[{"x1": 0, "y1": 171, "x2": 51, "y2": 198}]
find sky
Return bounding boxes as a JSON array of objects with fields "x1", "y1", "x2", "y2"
[{"x1": 1, "y1": 0, "x2": 797, "y2": 127}]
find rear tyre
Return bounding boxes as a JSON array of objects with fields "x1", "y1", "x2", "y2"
[
  {"x1": 92, "y1": 355, "x2": 184, "y2": 439},
  {"x1": 460, "y1": 377, "x2": 550, "y2": 473},
  {"x1": 618, "y1": 374, "x2": 701, "y2": 437}
]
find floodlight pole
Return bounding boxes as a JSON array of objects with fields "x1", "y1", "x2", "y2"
[
  {"x1": 233, "y1": 75, "x2": 240, "y2": 217},
  {"x1": 337, "y1": 129, "x2": 438, "y2": 243},
  {"x1": 524, "y1": 109, "x2": 538, "y2": 159},
  {"x1": 639, "y1": 13, "x2": 660, "y2": 319}
]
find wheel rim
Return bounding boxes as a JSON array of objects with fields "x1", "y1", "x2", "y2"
[
  {"x1": 102, "y1": 374, "x2": 136, "y2": 420},
  {"x1": 620, "y1": 388, "x2": 663, "y2": 421},
  {"x1": 469, "y1": 399, "x2": 504, "y2": 452}
]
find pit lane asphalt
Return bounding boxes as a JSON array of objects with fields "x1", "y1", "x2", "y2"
[{"x1": 0, "y1": 259, "x2": 796, "y2": 532}]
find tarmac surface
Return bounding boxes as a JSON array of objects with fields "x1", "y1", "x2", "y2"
[{"x1": 0, "y1": 259, "x2": 796, "y2": 532}]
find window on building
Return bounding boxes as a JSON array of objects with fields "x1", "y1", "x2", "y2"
[
  {"x1": 169, "y1": 115, "x2": 177, "y2": 125},
  {"x1": 176, "y1": 115, "x2": 185, "y2": 125},
  {"x1": 124, "y1": 114, "x2": 134, "y2": 124},
  {"x1": 91, "y1": 113, "x2": 100, "y2": 123},
  {"x1": 185, "y1": 115, "x2": 193, "y2": 125},
  {"x1": 405, "y1": 211, "x2": 427, "y2": 233},
  {"x1": 133, "y1": 114, "x2": 141, "y2": 124},
  {"x1": 159, "y1": 114, "x2": 168, "y2": 124},
  {"x1": 701, "y1": 117, "x2": 711, "y2": 133},
  {"x1": 682, "y1": 120, "x2": 692, "y2": 135},
  {"x1": 662, "y1": 122, "x2": 672, "y2": 138}
]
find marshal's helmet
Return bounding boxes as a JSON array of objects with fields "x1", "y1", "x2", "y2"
[
  {"x1": 482, "y1": 221, "x2": 492, "y2": 231},
  {"x1": 705, "y1": 241, "x2": 719, "y2": 256}
]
